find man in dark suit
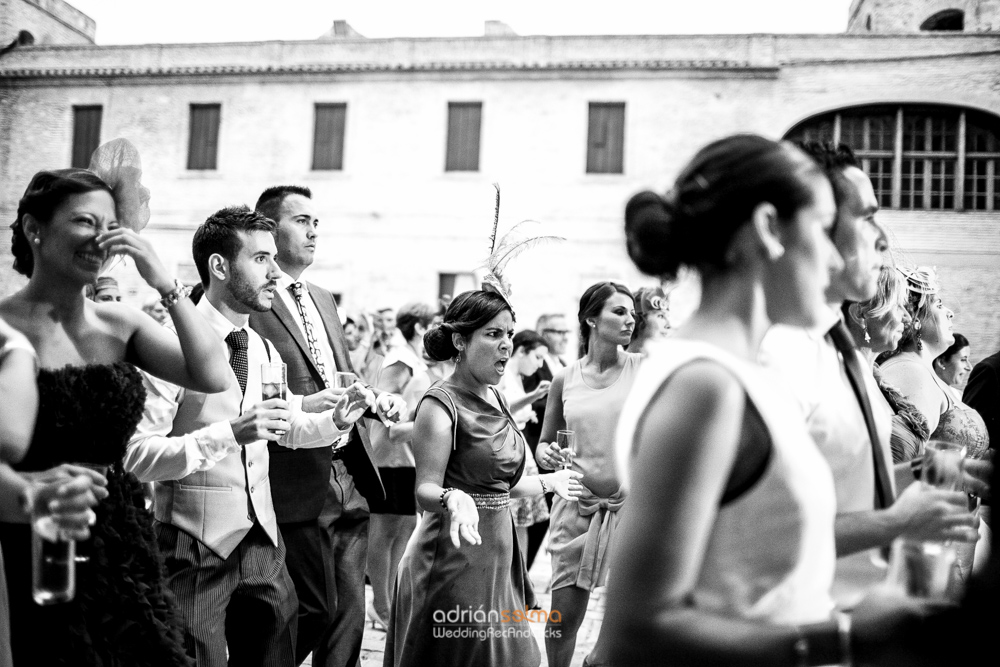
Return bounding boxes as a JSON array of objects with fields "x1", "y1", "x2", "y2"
[
  {"x1": 965, "y1": 349, "x2": 1000, "y2": 451},
  {"x1": 249, "y1": 185, "x2": 402, "y2": 667}
]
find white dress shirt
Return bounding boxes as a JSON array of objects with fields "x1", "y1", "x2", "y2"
[
  {"x1": 759, "y1": 306, "x2": 895, "y2": 609},
  {"x1": 124, "y1": 296, "x2": 346, "y2": 483},
  {"x1": 275, "y1": 270, "x2": 339, "y2": 381}
]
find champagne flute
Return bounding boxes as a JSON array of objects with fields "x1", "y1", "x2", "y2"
[
  {"x1": 556, "y1": 430, "x2": 576, "y2": 470},
  {"x1": 922, "y1": 440, "x2": 967, "y2": 492}
]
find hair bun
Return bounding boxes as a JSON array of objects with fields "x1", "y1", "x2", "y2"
[
  {"x1": 624, "y1": 190, "x2": 682, "y2": 278},
  {"x1": 423, "y1": 323, "x2": 458, "y2": 362}
]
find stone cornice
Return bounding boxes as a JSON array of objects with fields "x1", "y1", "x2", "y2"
[{"x1": 0, "y1": 59, "x2": 768, "y2": 79}]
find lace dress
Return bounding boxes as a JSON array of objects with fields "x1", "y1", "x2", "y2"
[{"x1": 0, "y1": 363, "x2": 192, "y2": 667}]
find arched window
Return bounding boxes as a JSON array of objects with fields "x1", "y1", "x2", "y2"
[
  {"x1": 920, "y1": 9, "x2": 964, "y2": 31},
  {"x1": 785, "y1": 105, "x2": 1000, "y2": 212}
]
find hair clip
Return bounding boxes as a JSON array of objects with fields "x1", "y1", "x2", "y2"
[{"x1": 896, "y1": 265, "x2": 939, "y2": 295}]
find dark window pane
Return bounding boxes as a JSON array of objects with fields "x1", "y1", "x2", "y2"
[
  {"x1": 445, "y1": 102, "x2": 482, "y2": 172},
  {"x1": 966, "y1": 112, "x2": 1000, "y2": 154},
  {"x1": 586, "y1": 103, "x2": 625, "y2": 174},
  {"x1": 312, "y1": 103, "x2": 347, "y2": 171},
  {"x1": 71, "y1": 106, "x2": 102, "y2": 168},
  {"x1": 188, "y1": 104, "x2": 221, "y2": 170}
]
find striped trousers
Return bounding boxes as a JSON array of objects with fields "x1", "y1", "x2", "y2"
[{"x1": 157, "y1": 521, "x2": 299, "y2": 667}]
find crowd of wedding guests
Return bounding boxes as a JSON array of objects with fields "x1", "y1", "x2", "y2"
[{"x1": 0, "y1": 133, "x2": 997, "y2": 667}]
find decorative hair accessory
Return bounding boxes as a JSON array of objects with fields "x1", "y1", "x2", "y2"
[
  {"x1": 480, "y1": 184, "x2": 563, "y2": 307},
  {"x1": 88, "y1": 138, "x2": 151, "y2": 233},
  {"x1": 896, "y1": 265, "x2": 939, "y2": 296}
]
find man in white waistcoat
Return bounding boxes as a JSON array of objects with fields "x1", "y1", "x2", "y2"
[{"x1": 124, "y1": 205, "x2": 375, "y2": 667}]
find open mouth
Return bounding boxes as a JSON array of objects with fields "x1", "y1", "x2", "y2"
[
  {"x1": 76, "y1": 251, "x2": 105, "y2": 269},
  {"x1": 495, "y1": 358, "x2": 509, "y2": 374}
]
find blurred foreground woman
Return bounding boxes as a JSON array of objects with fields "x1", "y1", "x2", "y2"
[{"x1": 590, "y1": 135, "x2": 942, "y2": 667}]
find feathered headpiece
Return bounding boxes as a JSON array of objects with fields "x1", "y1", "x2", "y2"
[
  {"x1": 480, "y1": 184, "x2": 564, "y2": 307},
  {"x1": 897, "y1": 265, "x2": 939, "y2": 295},
  {"x1": 88, "y1": 138, "x2": 151, "y2": 233}
]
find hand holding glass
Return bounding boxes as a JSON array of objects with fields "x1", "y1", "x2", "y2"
[
  {"x1": 30, "y1": 480, "x2": 77, "y2": 605},
  {"x1": 557, "y1": 430, "x2": 577, "y2": 470},
  {"x1": 333, "y1": 372, "x2": 356, "y2": 390},
  {"x1": 69, "y1": 463, "x2": 109, "y2": 564}
]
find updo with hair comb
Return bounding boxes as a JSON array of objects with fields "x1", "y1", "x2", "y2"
[
  {"x1": 422, "y1": 290, "x2": 513, "y2": 362},
  {"x1": 625, "y1": 134, "x2": 825, "y2": 279}
]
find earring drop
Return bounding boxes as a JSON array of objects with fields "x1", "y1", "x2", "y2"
[
  {"x1": 455, "y1": 350, "x2": 462, "y2": 364},
  {"x1": 861, "y1": 320, "x2": 871, "y2": 344}
]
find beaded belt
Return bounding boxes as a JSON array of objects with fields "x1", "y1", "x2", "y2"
[{"x1": 467, "y1": 491, "x2": 510, "y2": 510}]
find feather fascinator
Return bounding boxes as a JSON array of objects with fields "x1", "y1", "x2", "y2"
[
  {"x1": 88, "y1": 138, "x2": 151, "y2": 233},
  {"x1": 481, "y1": 184, "x2": 564, "y2": 307}
]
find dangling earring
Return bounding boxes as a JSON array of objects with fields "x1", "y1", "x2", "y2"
[
  {"x1": 861, "y1": 319, "x2": 871, "y2": 344},
  {"x1": 455, "y1": 349, "x2": 462, "y2": 364},
  {"x1": 913, "y1": 320, "x2": 922, "y2": 351}
]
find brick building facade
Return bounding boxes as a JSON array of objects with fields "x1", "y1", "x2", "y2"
[{"x1": 1, "y1": 1, "x2": 998, "y2": 362}]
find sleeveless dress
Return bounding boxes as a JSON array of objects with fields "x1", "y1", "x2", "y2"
[
  {"x1": 384, "y1": 380, "x2": 541, "y2": 667},
  {"x1": 880, "y1": 356, "x2": 990, "y2": 459},
  {"x1": 615, "y1": 340, "x2": 836, "y2": 625},
  {"x1": 0, "y1": 363, "x2": 193, "y2": 667},
  {"x1": 548, "y1": 353, "x2": 640, "y2": 592}
]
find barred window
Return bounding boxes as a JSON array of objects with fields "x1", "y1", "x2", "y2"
[{"x1": 785, "y1": 105, "x2": 1000, "y2": 212}]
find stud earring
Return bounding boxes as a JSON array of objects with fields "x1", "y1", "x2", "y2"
[{"x1": 33, "y1": 237, "x2": 40, "y2": 245}]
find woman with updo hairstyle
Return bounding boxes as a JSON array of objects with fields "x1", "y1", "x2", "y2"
[
  {"x1": 385, "y1": 290, "x2": 583, "y2": 667},
  {"x1": 586, "y1": 134, "x2": 944, "y2": 667},
  {"x1": 533, "y1": 281, "x2": 639, "y2": 667},
  {"x1": 0, "y1": 168, "x2": 229, "y2": 666}
]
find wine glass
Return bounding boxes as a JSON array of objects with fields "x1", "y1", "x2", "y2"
[
  {"x1": 333, "y1": 372, "x2": 357, "y2": 389},
  {"x1": 556, "y1": 430, "x2": 576, "y2": 470},
  {"x1": 922, "y1": 440, "x2": 967, "y2": 492}
]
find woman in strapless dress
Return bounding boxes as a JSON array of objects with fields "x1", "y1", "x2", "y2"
[{"x1": 0, "y1": 167, "x2": 230, "y2": 666}]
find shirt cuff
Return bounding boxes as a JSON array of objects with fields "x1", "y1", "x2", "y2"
[{"x1": 193, "y1": 420, "x2": 242, "y2": 462}]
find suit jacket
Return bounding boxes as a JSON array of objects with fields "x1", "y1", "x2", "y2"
[
  {"x1": 249, "y1": 281, "x2": 384, "y2": 523},
  {"x1": 964, "y1": 351, "x2": 1000, "y2": 451}
]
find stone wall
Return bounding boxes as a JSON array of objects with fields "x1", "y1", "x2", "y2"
[
  {"x1": 1, "y1": 32, "x2": 998, "y2": 363},
  {"x1": 848, "y1": 0, "x2": 1000, "y2": 33},
  {"x1": 0, "y1": 0, "x2": 95, "y2": 47}
]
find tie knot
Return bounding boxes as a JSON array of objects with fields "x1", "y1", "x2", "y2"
[
  {"x1": 289, "y1": 282, "x2": 304, "y2": 298},
  {"x1": 225, "y1": 329, "x2": 249, "y2": 351}
]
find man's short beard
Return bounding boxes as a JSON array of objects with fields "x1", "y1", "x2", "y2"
[{"x1": 230, "y1": 271, "x2": 272, "y2": 313}]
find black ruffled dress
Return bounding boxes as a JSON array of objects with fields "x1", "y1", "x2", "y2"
[{"x1": 0, "y1": 363, "x2": 192, "y2": 667}]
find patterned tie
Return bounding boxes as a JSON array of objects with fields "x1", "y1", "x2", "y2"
[
  {"x1": 289, "y1": 282, "x2": 331, "y2": 388},
  {"x1": 826, "y1": 320, "x2": 894, "y2": 509},
  {"x1": 225, "y1": 329, "x2": 249, "y2": 395}
]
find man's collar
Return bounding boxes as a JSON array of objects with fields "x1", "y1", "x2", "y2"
[
  {"x1": 276, "y1": 270, "x2": 303, "y2": 292},
  {"x1": 199, "y1": 294, "x2": 249, "y2": 337}
]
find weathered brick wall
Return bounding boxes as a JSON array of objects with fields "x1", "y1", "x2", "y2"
[
  {"x1": 1, "y1": 33, "x2": 997, "y2": 362},
  {"x1": 0, "y1": 0, "x2": 95, "y2": 46}
]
